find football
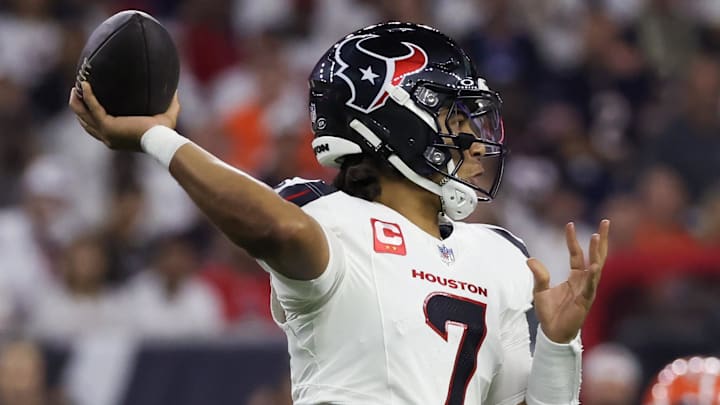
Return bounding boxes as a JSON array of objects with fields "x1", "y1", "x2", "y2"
[{"x1": 75, "y1": 10, "x2": 179, "y2": 116}]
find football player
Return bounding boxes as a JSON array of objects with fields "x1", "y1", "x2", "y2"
[{"x1": 70, "y1": 22, "x2": 609, "y2": 405}]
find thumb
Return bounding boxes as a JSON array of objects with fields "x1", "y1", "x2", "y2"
[{"x1": 527, "y1": 257, "x2": 551, "y2": 294}]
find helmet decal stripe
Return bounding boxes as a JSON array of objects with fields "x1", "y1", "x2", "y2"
[{"x1": 391, "y1": 43, "x2": 427, "y2": 86}]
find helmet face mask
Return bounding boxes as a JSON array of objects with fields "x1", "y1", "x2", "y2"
[
  {"x1": 309, "y1": 22, "x2": 508, "y2": 216},
  {"x1": 413, "y1": 83, "x2": 506, "y2": 201}
]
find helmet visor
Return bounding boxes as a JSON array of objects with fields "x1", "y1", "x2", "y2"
[{"x1": 445, "y1": 94, "x2": 504, "y2": 145}]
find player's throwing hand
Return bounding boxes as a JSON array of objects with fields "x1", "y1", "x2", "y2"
[{"x1": 68, "y1": 81, "x2": 180, "y2": 151}]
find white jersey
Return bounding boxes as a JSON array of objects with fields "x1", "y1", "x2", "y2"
[{"x1": 259, "y1": 178, "x2": 535, "y2": 405}]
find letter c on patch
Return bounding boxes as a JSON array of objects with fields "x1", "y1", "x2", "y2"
[
  {"x1": 371, "y1": 218, "x2": 407, "y2": 255},
  {"x1": 374, "y1": 221, "x2": 402, "y2": 245}
]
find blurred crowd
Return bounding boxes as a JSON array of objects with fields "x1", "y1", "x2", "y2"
[{"x1": 0, "y1": 0, "x2": 719, "y2": 403}]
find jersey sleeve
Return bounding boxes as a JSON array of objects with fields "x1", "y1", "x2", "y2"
[
  {"x1": 483, "y1": 224, "x2": 535, "y2": 404},
  {"x1": 257, "y1": 178, "x2": 346, "y2": 315}
]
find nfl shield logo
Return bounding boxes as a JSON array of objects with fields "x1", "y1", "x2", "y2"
[{"x1": 438, "y1": 244, "x2": 455, "y2": 265}]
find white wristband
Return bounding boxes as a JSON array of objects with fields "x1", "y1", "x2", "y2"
[
  {"x1": 526, "y1": 327, "x2": 583, "y2": 405},
  {"x1": 140, "y1": 125, "x2": 191, "y2": 169}
]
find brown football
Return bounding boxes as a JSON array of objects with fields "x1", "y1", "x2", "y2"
[{"x1": 76, "y1": 10, "x2": 179, "y2": 116}]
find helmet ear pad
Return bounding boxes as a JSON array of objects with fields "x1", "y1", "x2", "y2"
[{"x1": 309, "y1": 83, "x2": 351, "y2": 140}]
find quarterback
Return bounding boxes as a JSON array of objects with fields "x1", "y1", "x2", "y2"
[{"x1": 70, "y1": 22, "x2": 609, "y2": 405}]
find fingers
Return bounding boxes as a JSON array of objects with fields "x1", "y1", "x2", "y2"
[
  {"x1": 76, "y1": 116, "x2": 90, "y2": 130},
  {"x1": 565, "y1": 222, "x2": 585, "y2": 270},
  {"x1": 69, "y1": 87, "x2": 104, "y2": 140},
  {"x1": 68, "y1": 87, "x2": 86, "y2": 114},
  {"x1": 527, "y1": 258, "x2": 551, "y2": 294},
  {"x1": 76, "y1": 116, "x2": 102, "y2": 141},
  {"x1": 582, "y1": 263, "x2": 602, "y2": 301},
  {"x1": 588, "y1": 219, "x2": 611, "y2": 266},
  {"x1": 588, "y1": 232, "x2": 601, "y2": 267},
  {"x1": 583, "y1": 219, "x2": 611, "y2": 301},
  {"x1": 69, "y1": 88, "x2": 96, "y2": 128},
  {"x1": 598, "y1": 219, "x2": 610, "y2": 258},
  {"x1": 80, "y1": 81, "x2": 109, "y2": 120}
]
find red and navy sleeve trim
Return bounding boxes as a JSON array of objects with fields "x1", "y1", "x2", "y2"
[{"x1": 277, "y1": 181, "x2": 337, "y2": 207}]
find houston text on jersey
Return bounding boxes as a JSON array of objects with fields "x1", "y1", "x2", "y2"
[{"x1": 411, "y1": 269, "x2": 488, "y2": 297}]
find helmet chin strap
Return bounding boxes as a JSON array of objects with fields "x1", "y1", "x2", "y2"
[
  {"x1": 349, "y1": 119, "x2": 478, "y2": 220},
  {"x1": 438, "y1": 177, "x2": 478, "y2": 220},
  {"x1": 439, "y1": 157, "x2": 478, "y2": 220}
]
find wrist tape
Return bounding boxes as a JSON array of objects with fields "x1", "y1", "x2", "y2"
[
  {"x1": 140, "y1": 125, "x2": 191, "y2": 168},
  {"x1": 526, "y1": 327, "x2": 583, "y2": 405}
]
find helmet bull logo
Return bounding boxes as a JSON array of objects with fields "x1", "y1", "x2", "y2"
[{"x1": 334, "y1": 34, "x2": 427, "y2": 113}]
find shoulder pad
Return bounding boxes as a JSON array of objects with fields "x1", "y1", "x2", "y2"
[
  {"x1": 276, "y1": 179, "x2": 337, "y2": 207},
  {"x1": 485, "y1": 225, "x2": 530, "y2": 258}
]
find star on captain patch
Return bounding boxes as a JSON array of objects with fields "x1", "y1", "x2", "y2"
[
  {"x1": 359, "y1": 65, "x2": 380, "y2": 85},
  {"x1": 438, "y1": 244, "x2": 455, "y2": 265}
]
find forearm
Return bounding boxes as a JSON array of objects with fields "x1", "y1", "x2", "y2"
[
  {"x1": 169, "y1": 143, "x2": 290, "y2": 246},
  {"x1": 143, "y1": 127, "x2": 327, "y2": 279}
]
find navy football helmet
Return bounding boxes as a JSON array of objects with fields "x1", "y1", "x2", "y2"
[{"x1": 308, "y1": 22, "x2": 506, "y2": 220}]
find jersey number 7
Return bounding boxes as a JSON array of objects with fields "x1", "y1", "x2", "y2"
[{"x1": 424, "y1": 292, "x2": 488, "y2": 405}]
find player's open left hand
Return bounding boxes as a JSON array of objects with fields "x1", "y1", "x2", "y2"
[
  {"x1": 68, "y1": 81, "x2": 180, "y2": 151},
  {"x1": 526, "y1": 219, "x2": 610, "y2": 343}
]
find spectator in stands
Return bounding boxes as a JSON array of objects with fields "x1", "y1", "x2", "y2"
[
  {"x1": 643, "y1": 53, "x2": 720, "y2": 201},
  {"x1": 461, "y1": 0, "x2": 542, "y2": 90},
  {"x1": 29, "y1": 22, "x2": 87, "y2": 120},
  {"x1": 246, "y1": 372, "x2": 292, "y2": 405},
  {"x1": 99, "y1": 172, "x2": 149, "y2": 284},
  {"x1": 26, "y1": 232, "x2": 125, "y2": 343},
  {"x1": 461, "y1": 0, "x2": 543, "y2": 140},
  {"x1": 177, "y1": 0, "x2": 239, "y2": 86},
  {"x1": 632, "y1": 165, "x2": 698, "y2": 253},
  {"x1": 219, "y1": 32, "x2": 306, "y2": 176},
  {"x1": 695, "y1": 186, "x2": 720, "y2": 244},
  {"x1": 122, "y1": 233, "x2": 223, "y2": 340},
  {"x1": 637, "y1": 0, "x2": 700, "y2": 79},
  {"x1": 258, "y1": 127, "x2": 332, "y2": 188},
  {"x1": 200, "y1": 231, "x2": 280, "y2": 338},
  {"x1": 597, "y1": 194, "x2": 642, "y2": 254},
  {"x1": 0, "y1": 87, "x2": 36, "y2": 206},
  {"x1": 0, "y1": 0, "x2": 62, "y2": 90},
  {"x1": 0, "y1": 156, "x2": 79, "y2": 333},
  {"x1": 0, "y1": 339, "x2": 64, "y2": 405},
  {"x1": 582, "y1": 343, "x2": 642, "y2": 405},
  {"x1": 373, "y1": 0, "x2": 430, "y2": 25},
  {"x1": 583, "y1": 165, "x2": 720, "y2": 350}
]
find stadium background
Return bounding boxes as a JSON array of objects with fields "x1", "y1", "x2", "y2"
[{"x1": 0, "y1": 0, "x2": 719, "y2": 403}]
